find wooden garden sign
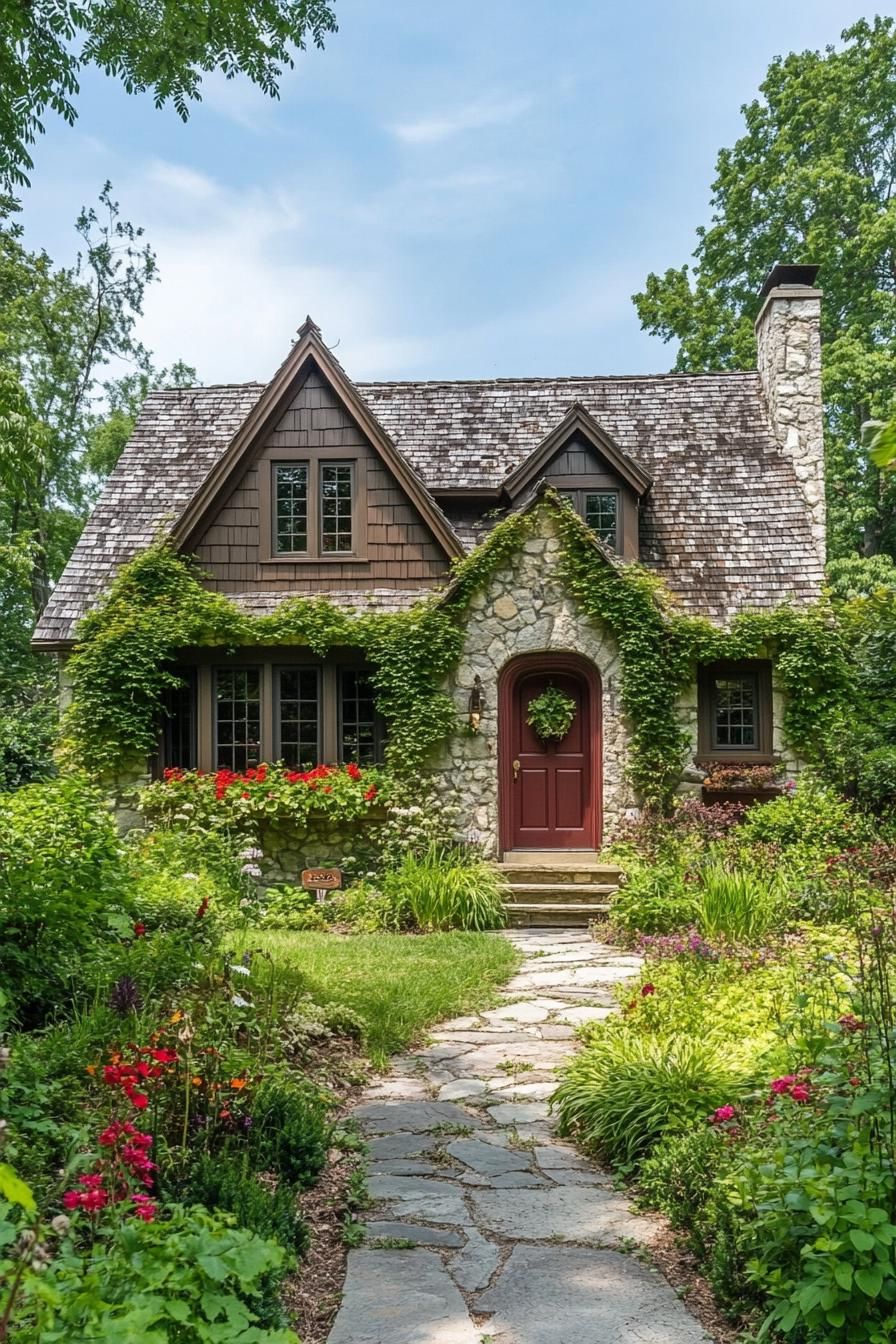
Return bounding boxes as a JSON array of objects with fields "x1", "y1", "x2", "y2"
[{"x1": 301, "y1": 867, "x2": 342, "y2": 903}]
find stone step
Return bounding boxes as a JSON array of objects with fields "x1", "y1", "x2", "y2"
[
  {"x1": 497, "y1": 864, "x2": 622, "y2": 886},
  {"x1": 505, "y1": 882, "x2": 617, "y2": 903},
  {"x1": 504, "y1": 901, "x2": 611, "y2": 928}
]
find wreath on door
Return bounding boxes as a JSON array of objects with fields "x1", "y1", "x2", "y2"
[{"x1": 526, "y1": 685, "x2": 577, "y2": 742}]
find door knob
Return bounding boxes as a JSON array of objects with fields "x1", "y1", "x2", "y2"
[{"x1": 512, "y1": 759, "x2": 521, "y2": 780}]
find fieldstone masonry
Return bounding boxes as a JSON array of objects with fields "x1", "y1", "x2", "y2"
[
  {"x1": 755, "y1": 282, "x2": 826, "y2": 570},
  {"x1": 432, "y1": 514, "x2": 635, "y2": 853}
]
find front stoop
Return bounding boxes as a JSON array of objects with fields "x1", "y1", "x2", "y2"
[{"x1": 498, "y1": 855, "x2": 621, "y2": 928}]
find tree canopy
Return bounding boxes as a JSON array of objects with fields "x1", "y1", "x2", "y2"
[
  {"x1": 0, "y1": 186, "x2": 195, "y2": 785},
  {"x1": 0, "y1": 0, "x2": 337, "y2": 189},
  {"x1": 634, "y1": 17, "x2": 896, "y2": 561}
]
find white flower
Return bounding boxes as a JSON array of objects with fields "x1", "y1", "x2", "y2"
[
  {"x1": 229, "y1": 963, "x2": 251, "y2": 976},
  {"x1": 239, "y1": 897, "x2": 252, "y2": 908},
  {"x1": 240, "y1": 863, "x2": 263, "y2": 878},
  {"x1": 181, "y1": 872, "x2": 199, "y2": 881},
  {"x1": 230, "y1": 994, "x2": 251, "y2": 1008},
  {"x1": 239, "y1": 846, "x2": 264, "y2": 860}
]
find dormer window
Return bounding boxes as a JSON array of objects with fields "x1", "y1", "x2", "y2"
[
  {"x1": 261, "y1": 452, "x2": 366, "y2": 562},
  {"x1": 560, "y1": 489, "x2": 619, "y2": 551}
]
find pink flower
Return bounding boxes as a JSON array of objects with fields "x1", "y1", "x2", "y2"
[
  {"x1": 640, "y1": 983, "x2": 656, "y2": 997},
  {"x1": 789, "y1": 1084, "x2": 811, "y2": 1103},
  {"x1": 770, "y1": 1075, "x2": 796, "y2": 1095},
  {"x1": 710, "y1": 1105, "x2": 736, "y2": 1124},
  {"x1": 131, "y1": 1194, "x2": 157, "y2": 1222}
]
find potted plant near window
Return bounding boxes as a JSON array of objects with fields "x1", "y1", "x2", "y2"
[{"x1": 700, "y1": 761, "x2": 786, "y2": 806}]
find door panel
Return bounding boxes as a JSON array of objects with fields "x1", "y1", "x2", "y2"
[{"x1": 508, "y1": 666, "x2": 597, "y2": 849}]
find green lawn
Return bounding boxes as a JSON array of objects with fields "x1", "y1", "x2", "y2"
[{"x1": 244, "y1": 930, "x2": 520, "y2": 1065}]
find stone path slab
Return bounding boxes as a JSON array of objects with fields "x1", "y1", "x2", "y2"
[{"x1": 327, "y1": 930, "x2": 711, "y2": 1343}]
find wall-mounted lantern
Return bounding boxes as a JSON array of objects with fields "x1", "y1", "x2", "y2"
[{"x1": 468, "y1": 675, "x2": 484, "y2": 732}]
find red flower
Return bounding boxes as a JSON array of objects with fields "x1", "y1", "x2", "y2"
[
  {"x1": 850, "y1": 1076, "x2": 862, "y2": 1087},
  {"x1": 364, "y1": 785, "x2": 378, "y2": 802},
  {"x1": 789, "y1": 1084, "x2": 811, "y2": 1103},
  {"x1": 640, "y1": 983, "x2": 656, "y2": 997},
  {"x1": 150, "y1": 1048, "x2": 178, "y2": 1064},
  {"x1": 195, "y1": 896, "x2": 209, "y2": 919},
  {"x1": 133, "y1": 922, "x2": 146, "y2": 938},
  {"x1": 346, "y1": 762, "x2": 362, "y2": 781},
  {"x1": 131, "y1": 1194, "x2": 157, "y2": 1222},
  {"x1": 710, "y1": 1104, "x2": 736, "y2": 1124},
  {"x1": 770, "y1": 1075, "x2": 796, "y2": 1095}
]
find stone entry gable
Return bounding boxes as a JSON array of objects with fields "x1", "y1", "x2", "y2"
[{"x1": 434, "y1": 502, "x2": 633, "y2": 854}]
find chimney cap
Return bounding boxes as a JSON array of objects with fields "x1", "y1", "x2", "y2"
[{"x1": 759, "y1": 263, "x2": 820, "y2": 299}]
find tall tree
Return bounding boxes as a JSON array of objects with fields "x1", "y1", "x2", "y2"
[
  {"x1": 0, "y1": 186, "x2": 195, "y2": 785},
  {"x1": 0, "y1": 0, "x2": 338, "y2": 189},
  {"x1": 633, "y1": 17, "x2": 896, "y2": 560}
]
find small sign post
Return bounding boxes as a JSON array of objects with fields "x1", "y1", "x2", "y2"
[{"x1": 301, "y1": 867, "x2": 342, "y2": 905}]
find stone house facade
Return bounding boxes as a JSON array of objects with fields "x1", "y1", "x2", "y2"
[{"x1": 34, "y1": 265, "x2": 826, "y2": 860}]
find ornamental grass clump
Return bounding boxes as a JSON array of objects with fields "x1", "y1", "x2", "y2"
[
  {"x1": 381, "y1": 844, "x2": 508, "y2": 931},
  {"x1": 553, "y1": 1028, "x2": 742, "y2": 1168},
  {"x1": 693, "y1": 864, "x2": 784, "y2": 943}
]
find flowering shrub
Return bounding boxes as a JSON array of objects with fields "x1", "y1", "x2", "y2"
[
  {"x1": 140, "y1": 762, "x2": 388, "y2": 836},
  {"x1": 701, "y1": 762, "x2": 784, "y2": 790}
]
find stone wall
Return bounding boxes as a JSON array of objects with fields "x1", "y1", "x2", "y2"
[
  {"x1": 754, "y1": 283, "x2": 826, "y2": 568},
  {"x1": 431, "y1": 513, "x2": 635, "y2": 855},
  {"x1": 257, "y1": 816, "x2": 386, "y2": 887}
]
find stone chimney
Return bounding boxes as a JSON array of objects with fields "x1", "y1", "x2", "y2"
[{"x1": 754, "y1": 263, "x2": 825, "y2": 566}]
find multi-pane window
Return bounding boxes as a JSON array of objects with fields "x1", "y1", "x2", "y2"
[
  {"x1": 161, "y1": 671, "x2": 196, "y2": 769},
  {"x1": 712, "y1": 675, "x2": 757, "y2": 749},
  {"x1": 320, "y1": 464, "x2": 354, "y2": 553},
  {"x1": 558, "y1": 489, "x2": 619, "y2": 552},
  {"x1": 276, "y1": 668, "x2": 320, "y2": 766},
  {"x1": 215, "y1": 668, "x2": 261, "y2": 771},
  {"x1": 340, "y1": 669, "x2": 382, "y2": 764},
  {"x1": 584, "y1": 492, "x2": 618, "y2": 549},
  {"x1": 275, "y1": 464, "x2": 308, "y2": 554}
]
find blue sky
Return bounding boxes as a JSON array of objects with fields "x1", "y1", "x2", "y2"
[{"x1": 20, "y1": 0, "x2": 882, "y2": 384}]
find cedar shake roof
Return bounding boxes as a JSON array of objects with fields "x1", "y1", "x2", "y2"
[{"x1": 33, "y1": 367, "x2": 825, "y2": 645}]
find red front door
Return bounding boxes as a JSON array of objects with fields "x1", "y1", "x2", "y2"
[{"x1": 504, "y1": 661, "x2": 599, "y2": 850}]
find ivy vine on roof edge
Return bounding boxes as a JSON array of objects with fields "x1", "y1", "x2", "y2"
[{"x1": 59, "y1": 496, "x2": 852, "y2": 808}]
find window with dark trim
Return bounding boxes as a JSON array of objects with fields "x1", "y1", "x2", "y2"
[
  {"x1": 275, "y1": 464, "x2": 308, "y2": 553},
  {"x1": 698, "y1": 660, "x2": 773, "y2": 759},
  {"x1": 320, "y1": 463, "x2": 354, "y2": 553},
  {"x1": 560, "y1": 489, "x2": 619, "y2": 551},
  {"x1": 161, "y1": 671, "x2": 197, "y2": 770},
  {"x1": 275, "y1": 667, "x2": 321, "y2": 766},
  {"x1": 339, "y1": 669, "x2": 385, "y2": 764},
  {"x1": 265, "y1": 457, "x2": 362, "y2": 560},
  {"x1": 215, "y1": 667, "x2": 261, "y2": 771}
]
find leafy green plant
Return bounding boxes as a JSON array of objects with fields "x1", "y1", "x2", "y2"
[
  {"x1": 553, "y1": 1028, "x2": 741, "y2": 1167},
  {"x1": 7, "y1": 1203, "x2": 297, "y2": 1341},
  {"x1": 856, "y1": 745, "x2": 896, "y2": 813},
  {"x1": 694, "y1": 864, "x2": 782, "y2": 942},
  {"x1": 0, "y1": 774, "x2": 131, "y2": 1022},
  {"x1": 381, "y1": 845, "x2": 507, "y2": 932},
  {"x1": 246, "y1": 1075, "x2": 331, "y2": 1189},
  {"x1": 526, "y1": 685, "x2": 577, "y2": 741},
  {"x1": 260, "y1": 886, "x2": 328, "y2": 931},
  {"x1": 738, "y1": 782, "x2": 862, "y2": 854},
  {"x1": 184, "y1": 1152, "x2": 307, "y2": 1253},
  {"x1": 610, "y1": 861, "x2": 696, "y2": 935}
]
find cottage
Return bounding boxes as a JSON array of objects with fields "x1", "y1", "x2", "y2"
[{"x1": 33, "y1": 264, "x2": 826, "y2": 875}]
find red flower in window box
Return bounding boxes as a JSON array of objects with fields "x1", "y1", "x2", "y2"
[
  {"x1": 346, "y1": 762, "x2": 362, "y2": 781},
  {"x1": 364, "y1": 785, "x2": 378, "y2": 802}
]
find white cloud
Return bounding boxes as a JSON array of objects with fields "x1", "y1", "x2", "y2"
[
  {"x1": 125, "y1": 161, "x2": 430, "y2": 383},
  {"x1": 390, "y1": 95, "x2": 533, "y2": 145}
]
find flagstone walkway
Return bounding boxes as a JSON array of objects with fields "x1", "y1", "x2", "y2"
[{"x1": 326, "y1": 928, "x2": 711, "y2": 1344}]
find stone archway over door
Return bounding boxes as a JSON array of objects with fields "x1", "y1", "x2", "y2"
[{"x1": 499, "y1": 654, "x2": 602, "y2": 852}]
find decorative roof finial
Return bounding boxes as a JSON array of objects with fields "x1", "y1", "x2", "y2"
[{"x1": 297, "y1": 314, "x2": 322, "y2": 339}]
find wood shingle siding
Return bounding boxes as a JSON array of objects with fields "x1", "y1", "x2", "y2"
[{"x1": 194, "y1": 372, "x2": 447, "y2": 593}]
